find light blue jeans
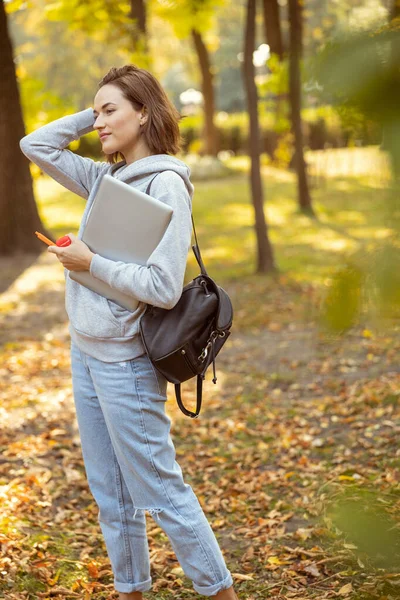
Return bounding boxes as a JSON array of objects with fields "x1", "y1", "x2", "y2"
[{"x1": 70, "y1": 340, "x2": 234, "y2": 595}]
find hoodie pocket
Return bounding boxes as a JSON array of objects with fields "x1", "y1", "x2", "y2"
[
  {"x1": 100, "y1": 296, "x2": 123, "y2": 328},
  {"x1": 105, "y1": 297, "x2": 146, "y2": 337},
  {"x1": 106, "y1": 297, "x2": 132, "y2": 321},
  {"x1": 66, "y1": 276, "x2": 124, "y2": 338}
]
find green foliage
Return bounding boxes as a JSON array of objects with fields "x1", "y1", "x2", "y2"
[
  {"x1": 303, "y1": 105, "x2": 354, "y2": 143},
  {"x1": 320, "y1": 262, "x2": 364, "y2": 332},
  {"x1": 4, "y1": 0, "x2": 33, "y2": 13},
  {"x1": 177, "y1": 107, "x2": 365, "y2": 161},
  {"x1": 41, "y1": 0, "x2": 151, "y2": 68},
  {"x1": 368, "y1": 242, "x2": 400, "y2": 315},
  {"x1": 328, "y1": 488, "x2": 400, "y2": 569},
  {"x1": 43, "y1": 0, "x2": 132, "y2": 42},
  {"x1": 320, "y1": 239, "x2": 400, "y2": 334},
  {"x1": 274, "y1": 133, "x2": 294, "y2": 169},
  {"x1": 312, "y1": 24, "x2": 400, "y2": 173},
  {"x1": 18, "y1": 75, "x2": 73, "y2": 135},
  {"x1": 313, "y1": 26, "x2": 400, "y2": 124},
  {"x1": 154, "y1": 0, "x2": 225, "y2": 39},
  {"x1": 13, "y1": 0, "x2": 147, "y2": 129},
  {"x1": 260, "y1": 53, "x2": 289, "y2": 98},
  {"x1": 309, "y1": 21, "x2": 400, "y2": 161}
]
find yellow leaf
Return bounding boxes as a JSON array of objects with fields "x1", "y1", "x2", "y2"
[
  {"x1": 268, "y1": 556, "x2": 283, "y2": 565},
  {"x1": 47, "y1": 569, "x2": 61, "y2": 586},
  {"x1": 71, "y1": 580, "x2": 82, "y2": 591},
  {"x1": 232, "y1": 572, "x2": 254, "y2": 581},
  {"x1": 339, "y1": 583, "x2": 353, "y2": 595},
  {"x1": 16, "y1": 65, "x2": 27, "y2": 80},
  {"x1": 313, "y1": 27, "x2": 324, "y2": 40}
]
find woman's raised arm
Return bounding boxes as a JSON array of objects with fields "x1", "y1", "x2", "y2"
[{"x1": 19, "y1": 108, "x2": 108, "y2": 200}]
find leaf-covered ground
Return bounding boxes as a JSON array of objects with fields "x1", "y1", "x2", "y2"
[{"x1": 1, "y1": 166, "x2": 399, "y2": 599}]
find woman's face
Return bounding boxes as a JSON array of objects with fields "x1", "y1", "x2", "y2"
[{"x1": 93, "y1": 84, "x2": 146, "y2": 158}]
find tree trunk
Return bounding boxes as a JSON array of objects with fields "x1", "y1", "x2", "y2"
[
  {"x1": 261, "y1": 0, "x2": 286, "y2": 130},
  {"x1": 129, "y1": 0, "x2": 150, "y2": 65},
  {"x1": 391, "y1": 0, "x2": 400, "y2": 19},
  {"x1": 0, "y1": 0, "x2": 51, "y2": 256},
  {"x1": 288, "y1": 0, "x2": 314, "y2": 215},
  {"x1": 191, "y1": 28, "x2": 219, "y2": 156},
  {"x1": 243, "y1": 0, "x2": 277, "y2": 274},
  {"x1": 262, "y1": 0, "x2": 284, "y2": 59}
]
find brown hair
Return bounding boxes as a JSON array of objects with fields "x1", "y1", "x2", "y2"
[{"x1": 97, "y1": 65, "x2": 183, "y2": 164}]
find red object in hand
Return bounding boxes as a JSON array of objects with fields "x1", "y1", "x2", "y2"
[{"x1": 56, "y1": 235, "x2": 72, "y2": 247}]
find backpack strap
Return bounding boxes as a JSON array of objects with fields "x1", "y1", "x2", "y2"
[
  {"x1": 174, "y1": 375, "x2": 203, "y2": 418},
  {"x1": 146, "y1": 171, "x2": 208, "y2": 277},
  {"x1": 145, "y1": 173, "x2": 161, "y2": 195}
]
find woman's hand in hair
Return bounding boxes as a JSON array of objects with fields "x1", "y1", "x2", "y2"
[{"x1": 48, "y1": 233, "x2": 94, "y2": 272}]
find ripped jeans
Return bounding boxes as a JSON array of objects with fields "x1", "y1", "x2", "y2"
[{"x1": 70, "y1": 340, "x2": 233, "y2": 595}]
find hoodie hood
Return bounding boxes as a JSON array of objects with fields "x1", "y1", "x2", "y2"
[{"x1": 110, "y1": 154, "x2": 194, "y2": 200}]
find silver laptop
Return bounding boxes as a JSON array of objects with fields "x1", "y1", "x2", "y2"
[{"x1": 69, "y1": 174, "x2": 173, "y2": 311}]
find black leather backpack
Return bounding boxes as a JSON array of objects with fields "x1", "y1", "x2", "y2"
[{"x1": 139, "y1": 173, "x2": 233, "y2": 418}]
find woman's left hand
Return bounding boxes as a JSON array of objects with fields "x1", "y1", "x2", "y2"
[{"x1": 48, "y1": 233, "x2": 94, "y2": 272}]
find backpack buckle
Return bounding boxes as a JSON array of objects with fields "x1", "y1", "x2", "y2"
[
  {"x1": 198, "y1": 330, "x2": 220, "y2": 362},
  {"x1": 198, "y1": 343, "x2": 210, "y2": 362}
]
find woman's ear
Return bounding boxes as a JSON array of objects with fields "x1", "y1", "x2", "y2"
[{"x1": 140, "y1": 106, "x2": 148, "y2": 123}]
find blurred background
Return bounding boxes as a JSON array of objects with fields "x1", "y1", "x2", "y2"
[{"x1": 1, "y1": 0, "x2": 400, "y2": 599}]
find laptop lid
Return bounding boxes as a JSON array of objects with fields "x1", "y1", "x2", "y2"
[
  {"x1": 68, "y1": 173, "x2": 173, "y2": 312},
  {"x1": 83, "y1": 174, "x2": 173, "y2": 263}
]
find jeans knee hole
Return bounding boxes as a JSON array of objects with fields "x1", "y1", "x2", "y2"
[{"x1": 133, "y1": 507, "x2": 164, "y2": 521}]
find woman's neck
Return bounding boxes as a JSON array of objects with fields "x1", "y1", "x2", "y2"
[{"x1": 123, "y1": 139, "x2": 153, "y2": 165}]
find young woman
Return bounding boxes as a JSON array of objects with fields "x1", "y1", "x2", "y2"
[{"x1": 19, "y1": 65, "x2": 239, "y2": 600}]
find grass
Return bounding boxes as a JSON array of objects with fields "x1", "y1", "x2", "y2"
[{"x1": 189, "y1": 171, "x2": 392, "y2": 284}]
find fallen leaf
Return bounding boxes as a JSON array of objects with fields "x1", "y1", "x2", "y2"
[
  {"x1": 87, "y1": 561, "x2": 99, "y2": 579},
  {"x1": 338, "y1": 583, "x2": 353, "y2": 595},
  {"x1": 304, "y1": 563, "x2": 321, "y2": 577},
  {"x1": 232, "y1": 573, "x2": 254, "y2": 581}
]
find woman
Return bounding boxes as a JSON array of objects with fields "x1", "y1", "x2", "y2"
[{"x1": 19, "y1": 65, "x2": 239, "y2": 600}]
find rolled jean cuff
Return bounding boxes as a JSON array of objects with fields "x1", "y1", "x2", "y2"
[
  {"x1": 193, "y1": 571, "x2": 234, "y2": 597},
  {"x1": 114, "y1": 576, "x2": 152, "y2": 593}
]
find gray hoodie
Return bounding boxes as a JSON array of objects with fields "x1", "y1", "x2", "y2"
[{"x1": 19, "y1": 108, "x2": 194, "y2": 362}]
